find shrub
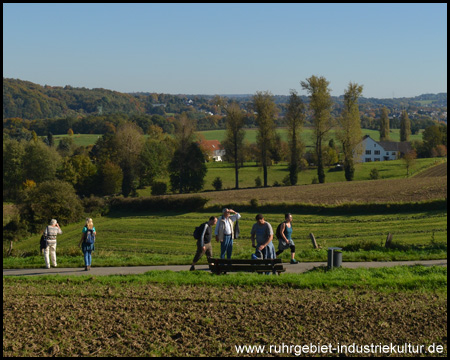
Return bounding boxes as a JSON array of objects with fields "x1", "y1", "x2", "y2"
[
  {"x1": 312, "y1": 177, "x2": 319, "y2": 184},
  {"x1": 151, "y1": 182, "x2": 167, "y2": 196},
  {"x1": 108, "y1": 195, "x2": 209, "y2": 212},
  {"x1": 282, "y1": 175, "x2": 291, "y2": 186},
  {"x1": 255, "y1": 176, "x2": 262, "y2": 187},
  {"x1": 20, "y1": 180, "x2": 84, "y2": 232},
  {"x1": 81, "y1": 195, "x2": 109, "y2": 216},
  {"x1": 212, "y1": 177, "x2": 223, "y2": 191},
  {"x1": 369, "y1": 168, "x2": 380, "y2": 180},
  {"x1": 282, "y1": 175, "x2": 294, "y2": 186}
]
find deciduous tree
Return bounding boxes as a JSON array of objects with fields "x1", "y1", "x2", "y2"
[
  {"x1": 285, "y1": 89, "x2": 305, "y2": 185},
  {"x1": 301, "y1": 75, "x2": 334, "y2": 184},
  {"x1": 402, "y1": 149, "x2": 417, "y2": 177},
  {"x1": 400, "y1": 110, "x2": 411, "y2": 142},
  {"x1": 337, "y1": 82, "x2": 363, "y2": 181},
  {"x1": 20, "y1": 179, "x2": 84, "y2": 233},
  {"x1": 217, "y1": 98, "x2": 245, "y2": 189},
  {"x1": 169, "y1": 142, "x2": 206, "y2": 193},
  {"x1": 252, "y1": 91, "x2": 278, "y2": 187},
  {"x1": 380, "y1": 107, "x2": 390, "y2": 141},
  {"x1": 115, "y1": 122, "x2": 145, "y2": 197},
  {"x1": 169, "y1": 113, "x2": 205, "y2": 193}
]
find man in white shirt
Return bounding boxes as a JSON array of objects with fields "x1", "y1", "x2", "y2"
[{"x1": 215, "y1": 208, "x2": 241, "y2": 259}]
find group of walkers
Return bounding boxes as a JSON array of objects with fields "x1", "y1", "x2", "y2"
[
  {"x1": 41, "y1": 208, "x2": 297, "y2": 271},
  {"x1": 190, "y1": 208, "x2": 298, "y2": 271}
]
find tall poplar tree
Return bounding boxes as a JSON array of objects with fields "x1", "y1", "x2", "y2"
[
  {"x1": 400, "y1": 110, "x2": 411, "y2": 141},
  {"x1": 216, "y1": 98, "x2": 245, "y2": 189},
  {"x1": 301, "y1": 75, "x2": 334, "y2": 184},
  {"x1": 380, "y1": 107, "x2": 390, "y2": 141},
  {"x1": 252, "y1": 91, "x2": 278, "y2": 187},
  {"x1": 337, "y1": 82, "x2": 363, "y2": 181},
  {"x1": 285, "y1": 89, "x2": 305, "y2": 185}
]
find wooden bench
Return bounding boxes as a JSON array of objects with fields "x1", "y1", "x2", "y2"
[{"x1": 208, "y1": 258, "x2": 285, "y2": 275}]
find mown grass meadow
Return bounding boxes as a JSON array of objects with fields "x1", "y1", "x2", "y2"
[{"x1": 4, "y1": 207, "x2": 446, "y2": 269}]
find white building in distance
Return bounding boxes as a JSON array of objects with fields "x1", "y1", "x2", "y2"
[{"x1": 354, "y1": 135, "x2": 412, "y2": 162}]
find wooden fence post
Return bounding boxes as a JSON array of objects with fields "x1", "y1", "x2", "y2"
[
  {"x1": 309, "y1": 233, "x2": 319, "y2": 249},
  {"x1": 385, "y1": 233, "x2": 393, "y2": 248}
]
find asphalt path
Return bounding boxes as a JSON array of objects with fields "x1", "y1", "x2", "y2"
[{"x1": 3, "y1": 259, "x2": 446, "y2": 277}]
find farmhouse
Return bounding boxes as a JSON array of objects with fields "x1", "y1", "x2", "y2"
[
  {"x1": 198, "y1": 139, "x2": 226, "y2": 161},
  {"x1": 354, "y1": 135, "x2": 412, "y2": 163}
]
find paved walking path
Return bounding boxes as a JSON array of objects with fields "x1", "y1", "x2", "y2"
[{"x1": 3, "y1": 259, "x2": 446, "y2": 277}]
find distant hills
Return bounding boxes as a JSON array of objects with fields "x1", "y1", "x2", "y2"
[{"x1": 3, "y1": 78, "x2": 447, "y2": 120}]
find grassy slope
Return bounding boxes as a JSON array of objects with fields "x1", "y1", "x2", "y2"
[{"x1": 4, "y1": 207, "x2": 446, "y2": 268}]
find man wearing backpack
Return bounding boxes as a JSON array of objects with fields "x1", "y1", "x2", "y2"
[
  {"x1": 43, "y1": 219, "x2": 62, "y2": 269},
  {"x1": 190, "y1": 216, "x2": 217, "y2": 271}
]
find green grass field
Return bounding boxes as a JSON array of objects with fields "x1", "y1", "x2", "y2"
[
  {"x1": 4, "y1": 208, "x2": 446, "y2": 269},
  {"x1": 198, "y1": 127, "x2": 423, "y2": 145},
  {"x1": 52, "y1": 127, "x2": 423, "y2": 148},
  {"x1": 137, "y1": 158, "x2": 441, "y2": 194}
]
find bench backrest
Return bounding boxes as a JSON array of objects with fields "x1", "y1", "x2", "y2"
[{"x1": 209, "y1": 258, "x2": 282, "y2": 265}]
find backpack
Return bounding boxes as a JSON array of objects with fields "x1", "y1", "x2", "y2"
[
  {"x1": 234, "y1": 220, "x2": 240, "y2": 239},
  {"x1": 85, "y1": 228, "x2": 95, "y2": 245},
  {"x1": 193, "y1": 223, "x2": 207, "y2": 240},
  {"x1": 39, "y1": 227, "x2": 49, "y2": 251},
  {"x1": 275, "y1": 222, "x2": 285, "y2": 240}
]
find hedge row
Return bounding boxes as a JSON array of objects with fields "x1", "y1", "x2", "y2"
[
  {"x1": 108, "y1": 195, "x2": 209, "y2": 212},
  {"x1": 204, "y1": 199, "x2": 447, "y2": 215}
]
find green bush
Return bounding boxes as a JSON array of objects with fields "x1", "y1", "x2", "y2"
[
  {"x1": 250, "y1": 198, "x2": 259, "y2": 208},
  {"x1": 20, "y1": 180, "x2": 84, "y2": 232},
  {"x1": 369, "y1": 168, "x2": 380, "y2": 180},
  {"x1": 282, "y1": 175, "x2": 291, "y2": 186},
  {"x1": 151, "y1": 182, "x2": 167, "y2": 196},
  {"x1": 81, "y1": 195, "x2": 109, "y2": 216},
  {"x1": 212, "y1": 177, "x2": 223, "y2": 191}
]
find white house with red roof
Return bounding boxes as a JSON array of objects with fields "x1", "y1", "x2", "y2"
[{"x1": 198, "y1": 139, "x2": 226, "y2": 161}]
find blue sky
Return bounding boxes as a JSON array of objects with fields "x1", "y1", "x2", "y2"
[{"x1": 3, "y1": 3, "x2": 447, "y2": 98}]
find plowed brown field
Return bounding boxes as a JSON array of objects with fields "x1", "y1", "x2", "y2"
[
  {"x1": 182, "y1": 176, "x2": 447, "y2": 206},
  {"x1": 3, "y1": 283, "x2": 447, "y2": 357},
  {"x1": 414, "y1": 162, "x2": 447, "y2": 178}
]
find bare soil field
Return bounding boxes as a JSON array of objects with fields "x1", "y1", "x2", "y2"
[
  {"x1": 187, "y1": 176, "x2": 447, "y2": 206},
  {"x1": 3, "y1": 283, "x2": 446, "y2": 357},
  {"x1": 414, "y1": 162, "x2": 447, "y2": 178}
]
